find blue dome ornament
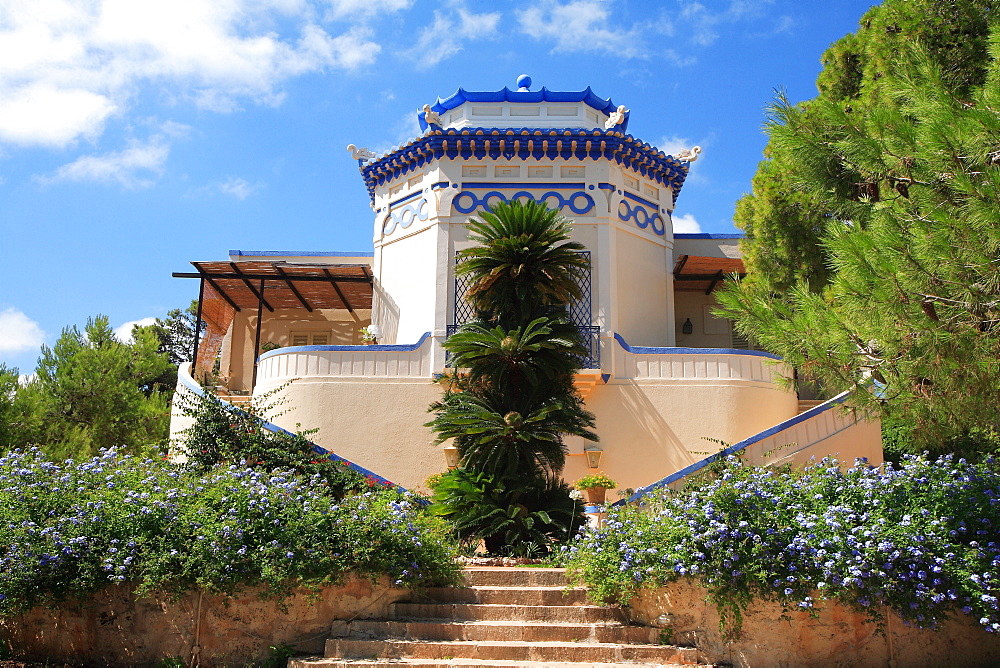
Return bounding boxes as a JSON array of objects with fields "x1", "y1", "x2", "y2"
[{"x1": 516, "y1": 74, "x2": 532, "y2": 91}]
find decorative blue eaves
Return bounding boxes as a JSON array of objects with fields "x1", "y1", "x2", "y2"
[
  {"x1": 360, "y1": 127, "x2": 691, "y2": 204},
  {"x1": 418, "y1": 85, "x2": 627, "y2": 132}
]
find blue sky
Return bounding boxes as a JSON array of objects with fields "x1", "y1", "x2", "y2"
[{"x1": 0, "y1": 0, "x2": 876, "y2": 372}]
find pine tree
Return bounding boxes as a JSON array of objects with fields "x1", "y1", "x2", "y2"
[
  {"x1": 21, "y1": 315, "x2": 174, "y2": 459},
  {"x1": 718, "y1": 21, "x2": 1000, "y2": 453},
  {"x1": 734, "y1": 0, "x2": 1000, "y2": 297}
]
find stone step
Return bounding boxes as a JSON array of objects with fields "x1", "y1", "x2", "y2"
[
  {"x1": 461, "y1": 567, "x2": 568, "y2": 588},
  {"x1": 291, "y1": 658, "x2": 708, "y2": 668},
  {"x1": 797, "y1": 399, "x2": 825, "y2": 414},
  {"x1": 389, "y1": 603, "x2": 626, "y2": 624},
  {"x1": 325, "y1": 639, "x2": 705, "y2": 665},
  {"x1": 335, "y1": 620, "x2": 659, "y2": 644},
  {"x1": 411, "y1": 586, "x2": 589, "y2": 606}
]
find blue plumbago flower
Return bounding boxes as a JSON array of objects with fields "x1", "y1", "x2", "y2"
[
  {"x1": 0, "y1": 447, "x2": 458, "y2": 614},
  {"x1": 564, "y1": 453, "x2": 1000, "y2": 633}
]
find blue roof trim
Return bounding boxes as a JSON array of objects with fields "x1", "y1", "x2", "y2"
[
  {"x1": 674, "y1": 233, "x2": 743, "y2": 239},
  {"x1": 176, "y1": 364, "x2": 421, "y2": 500},
  {"x1": 389, "y1": 190, "x2": 424, "y2": 208},
  {"x1": 462, "y1": 182, "x2": 585, "y2": 190},
  {"x1": 612, "y1": 390, "x2": 852, "y2": 507},
  {"x1": 419, "y1": 86, "x2": 626, "y2": 131},
  {"x1": 622, "y1": 190, "x2": 658, "y2": 209},
  {"x1": 257, "y1": 332, "x2": 432, "y2": 362},
  {"x1": 361, "y1": 128, "x2": 689, "y2": 205},
  {"x1": 613, "y1": 333, "x2": 783, "y2": 360},
  {"x1": 230, "y1": 250, "x2": 375, "y2": 257}
]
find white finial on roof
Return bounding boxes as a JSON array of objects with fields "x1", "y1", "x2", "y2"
[
  {"x1": 422, "y1": 104, "x2": 443, "y2": 129},
  {"x1": 347, "y1": 144, "x2": 377, "y2": 164},
  {"x1": 516, "y1": 74, "x2": 532, "y2": 91},
  {"x1": 604, "y1": 105, "x2": 627, "y2": 130},
  {"x1": 674, "y1": 146, "x2": 702, "y2": 162}
]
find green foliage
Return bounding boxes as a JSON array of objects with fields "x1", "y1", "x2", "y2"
[
  {"x1": 13, "y1": 315, "x2": 173, "y2": 460},
  {"x1": 177, "y1": 385, "x2": 375, "y2": 499},
  {"x1": 430, "y1": 468, "x2": 584, "y2": 557},
  {"x1": 153, "y1": 300, "x2": 200, "y2": 367},
  {"x1": 565, "y1": 455, "x2": 1000, "y2": 635},
  {"x1": 0, "y1": 447, "x2": 461, "y2": 616},
  {"x1": 722, "y1": 1, "x2": 1000, "y2": 450},
  {"x1": 262, "y1": 644, "x2": 297, "y2": 668},
  {"x1": 426, "y1": 200, "x2": 597, "y2": 555},
  {"x1": 0, "y1": 364, "x2": 27, "y2": 453}
]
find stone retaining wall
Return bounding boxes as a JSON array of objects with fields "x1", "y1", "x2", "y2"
[
  {"x1": 1, "y1": 577, "x2": 406, "y2": 667},
  {"x1": 628, "y1": 580, "x2": 1000, "y2": 667}
]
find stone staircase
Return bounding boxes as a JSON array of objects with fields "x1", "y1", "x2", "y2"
[
  {"x1": 796, "y1": 398, "x2": 824, "y2": 414},
  {"x1": 289, "y1": 567, "x2": 712, "y2": 667}
]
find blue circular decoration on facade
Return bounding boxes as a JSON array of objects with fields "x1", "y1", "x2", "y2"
[
  {"x1": 383, "y1": 197, "x2": 430, "y2": 235},
  {"x1": 453, "y1": 189, "x2": 595, "y2": 215},
  {"x1": 516, "y1": 74, "x2": 532, "y2": 90},
  {"x1": 618, "y1": 200, "x2": 665, "y2": 236}
]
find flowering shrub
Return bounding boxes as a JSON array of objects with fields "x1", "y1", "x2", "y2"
[
  {"x1": 0, "y1": 448, "x2": 460, "y2": 615},
  {"x1": 573, "y1": 472, "x2": 617, "y2": 490},
  {"x1": 565, "y1": 455, "x2": 1000, "y2": 633},
  {"x1": 178, "y1": 383, "x2": 377, "y2": 499}
]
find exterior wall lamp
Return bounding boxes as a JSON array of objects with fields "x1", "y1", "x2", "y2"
[
  {"x1": 584, "y1": 445, "x2": 603, "y2": 469},
  {"x1": 442, "y1": 443, "x2": 460, "y2": 469},
  {"x1": 682, "y1": 318, "x2": 693, "y2": 335}
]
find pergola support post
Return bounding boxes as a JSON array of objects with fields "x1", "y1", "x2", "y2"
[
  {"x1": 192, "y1": 279, "x2": 205, "y2": 376},
  {"x1": 251, "y1": 279, "x2": 264, "y2": 391}
]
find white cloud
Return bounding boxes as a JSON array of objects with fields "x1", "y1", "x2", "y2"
[
  {"x1": 39, "y1": 135, "x2": 171, "y2": 188},
  {"x1": 658, "y1": 133, "x2": 713, "y2": 186},
  {"x1": 657, "y1": 134, "x2": 696, "y2": 158},
  {"x1": 0, "y1": 0, "x2": 383, "y2": 148},
  {"x1": 0, "y1": 308, "x2": 46, "y2": 354},
  {"x1": 219, "y1": 177, "x2": 261, "y2": 199},
  {"x1": 518, "y1": 0, "x2": 650, "y2": 58},
  {"x1": 406, "y1": 6, "x2": 501, "y2": 69},
  {"x1": 323, "y1": 0, "x2": 413, "y2": 20},
  {"x1": 680, "y1": 0, "x2": 774, "y2": 47},
  {"x1": 114, "y1": 317, "x2": 157, "y2": 343},
  {"x1": 519, "y1": 0, "x2": 777, "y2": 58},
  {"x1": 672, "y1": 213, "x2": 702, "y2": 234}
]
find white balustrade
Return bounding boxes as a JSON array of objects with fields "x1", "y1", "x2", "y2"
[
  {"x1": 611, "y1": 335, "x2": 791, "y2": 384},
  {"x1": 255, "y1": 334, "x2": 434, "y2": 384}
]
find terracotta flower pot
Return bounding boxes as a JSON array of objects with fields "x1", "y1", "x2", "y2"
[{"x1": 584, "y1": 487, "x2": 607, "y2": 505}]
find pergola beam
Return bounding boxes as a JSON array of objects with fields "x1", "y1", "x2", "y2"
[
  {"x1": 172, "y1": 272, "x2": 371, "y2": 283},
  {"x1": 323, "y1": 268, "x2": 355, "y2": 313},
  {"x1": 190, "y1": 263, "x2": 242, "y2": 312},
  {"x1": 673, "y1": 254, "x2": 689, "y2": 277},
  {"x1": 705, "y1": 269, "x2": 725, "y2": 295},
  {"x1": 229, "y1": 263, "x2": 274, "y2": 312},
  {"x1": 274, "y1": 265, "x2": 313, "y2": 312}
]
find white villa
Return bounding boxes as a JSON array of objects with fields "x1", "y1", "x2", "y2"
[{"x1": 169, "y1": 76, "x2": 882, "y2": 495}]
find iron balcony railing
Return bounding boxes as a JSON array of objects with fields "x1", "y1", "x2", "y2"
[{"x1": 448, "y1": 251, "x2": 599, "y2": 369}]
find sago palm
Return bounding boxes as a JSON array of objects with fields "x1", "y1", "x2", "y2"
[
  {"x1": 444, "y1": 315, "x2": 585, "y2": 394},
  {"x1": 458, "y1": 199, "x2": 590, "y2": 327}
]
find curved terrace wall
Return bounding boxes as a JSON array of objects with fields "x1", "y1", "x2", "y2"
[
  {"x1": 253, "y1": 334, "x2": 444, "y2": 492},
  {"x1": 628, "y1": 580, "x2": 1000, "y2": 668},
  {"x1": 2, "y1": 578, "x2": 405, "y2": 667},
  {"x1": 560, "y1": 337, "x2": 799, "y2": 490}
]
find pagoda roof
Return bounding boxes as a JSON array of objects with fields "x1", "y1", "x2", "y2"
[
  {"x1": 419, "y1": 85, "x2": 627, "y2": 132},
  {"x1": 360, "y1": 127, "x2": 692, "y2": 204}
]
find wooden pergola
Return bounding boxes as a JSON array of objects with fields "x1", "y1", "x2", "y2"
[
  {"x1": 173, "y1": 261, "x2": 374, "y2": 386},
  {"x1": 672, "y1": 255, "x2": 745, "y2": 294}
]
